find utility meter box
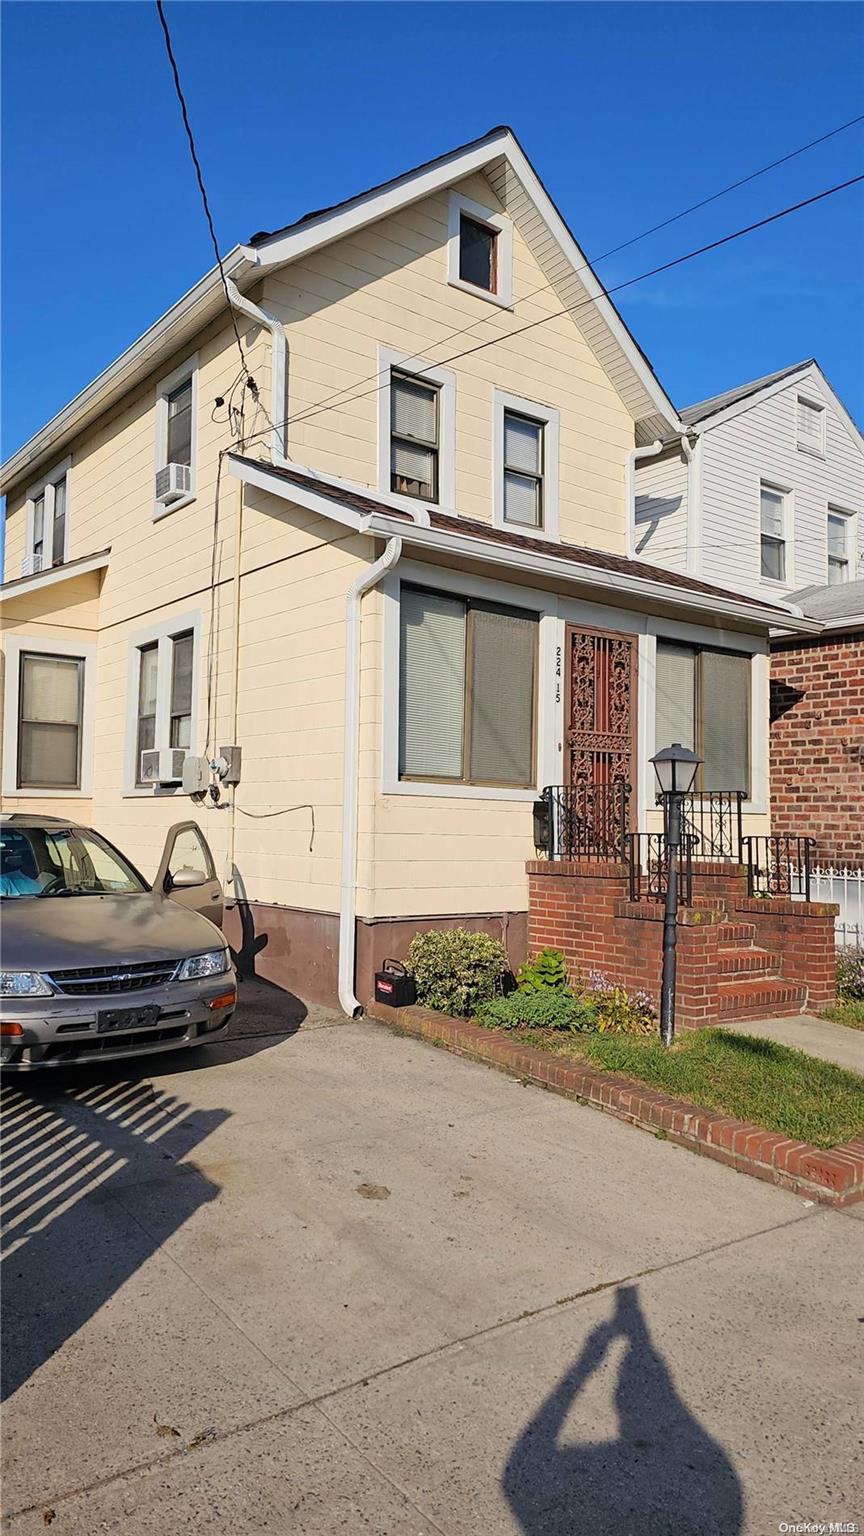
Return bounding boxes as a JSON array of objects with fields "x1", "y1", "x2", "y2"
[{"x1": 218, "y1": 745, "x2": 242, "y2": 785}]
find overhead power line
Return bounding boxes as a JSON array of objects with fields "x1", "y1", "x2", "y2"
[
  {"x1": 240, "y1": 169, "x2": 864, "y2": 454},
  {"x1": 237, "y1": 112, "x2": 864, "y2": 455},
  {"x1": 155, "y1": 0, "x2": 250, "y2": 380}
]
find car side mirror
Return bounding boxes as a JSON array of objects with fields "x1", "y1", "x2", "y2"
[{"x1": 167, "y1": 865, "x2": 208, "y2": 891}]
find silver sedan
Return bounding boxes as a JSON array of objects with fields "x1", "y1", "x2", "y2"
[{"x1": 0, "y1": 815, "x2": 236, "y2": 1069}]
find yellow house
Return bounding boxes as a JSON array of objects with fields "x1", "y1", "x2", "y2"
[{"x1": 0, "y1": 128, "x2": 815, "y2": 1010}]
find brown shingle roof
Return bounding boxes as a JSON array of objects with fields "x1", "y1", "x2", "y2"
[{"x1": 231, "y1": 456, "x2": 791, "y2": 616}]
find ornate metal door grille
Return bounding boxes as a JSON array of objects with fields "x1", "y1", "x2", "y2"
[{"x1": 566, "y1": 626, "x2": 637, "y2": 801}]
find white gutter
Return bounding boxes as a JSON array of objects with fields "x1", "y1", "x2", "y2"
[
  {"x1": 225, "y1": 280, "x2": 287, "y2": 464},
  {"x1": 626, "y1": 440, "x2": 662, "y2": 557},
  {"x1": 339, "y1": 533, "x2": 403, "y2": 1016}
]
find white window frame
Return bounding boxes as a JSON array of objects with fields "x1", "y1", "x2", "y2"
[
  {"x1": 446, "y1": 191, "x2": 513, "y2": 309},
  {"x1": 123, "y1": 610, "x2": 202, "y2": 794},
  {"x1": 827, "y1": 504, "x2": 858, "y2": 584},
  {"x1": 492, "y1": 389, "x2": 560, "y2": 541},
  {"x1": 758, "y1": 480, "x2": 794, "y2": 588},
  {"x1": 796, "y1": 395, "x2": 826, "y2": 458},
  {"x1": 377, "y1": 345, "x2": 456, "y2": 513},
  {"x1": 380, "y1": 560, "x2": 558, "y2": 801},
  {"x1": 23, "y1": 457, "x2": 71, "y2": 575},
  {"x1": 2, "y1": 634, "x2": 95, "y2": 798},
  {"x1": 154, "y1": 354, "x2": 198, "y2": 520}
]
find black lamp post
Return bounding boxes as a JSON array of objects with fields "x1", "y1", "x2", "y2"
[{"x1": 651, "y1": 743, "x2": 702, "y2": 1047}]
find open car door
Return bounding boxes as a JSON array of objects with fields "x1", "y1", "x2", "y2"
[{"x1": 155, "y1": 822, "x2": 223, "y2": 928}]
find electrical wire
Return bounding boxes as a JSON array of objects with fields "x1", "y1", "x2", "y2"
[
  {"x1": 236, "y1": 111, "x2": 864, "y2": 456},
  {"x1": 239, "y1": 171, "x2": 864, "y2": 456},
  {"x1": 155, "y1": 0, "x2": 250, "y2": 381}
]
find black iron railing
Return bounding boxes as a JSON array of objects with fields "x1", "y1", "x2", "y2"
[
  {"x1": 535, "y1": 782, "x2": 631, "y2": 861},
  {"x1": 667, "y1": 790, "x2": 745, "y2": 863},
  {"x1": 744, "y1": 835, "x2": 814, "y2": 902},
  {"x1": 628, "y1": 832, "x2": 694, "y2": 906}
]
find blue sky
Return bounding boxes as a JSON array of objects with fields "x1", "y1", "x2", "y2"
[{"x1": 2, "y1": 0, "x2": 863, "y2": 462}]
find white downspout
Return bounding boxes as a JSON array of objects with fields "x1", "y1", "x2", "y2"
[
  {"x1": 626, "y1": 440, "x2": 663, "y2": 557},
  {"x1": 680, "y1": 433, "x2": 698, "y2": 576},
  {"x1": 225, "y1": 279, "x2": 287, "y2": 464},
  {"x1": 339, "y1": 533, "x2": 403, "y2": 1017}
]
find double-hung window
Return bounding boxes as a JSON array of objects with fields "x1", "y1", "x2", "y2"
[
  {"x1": 655, "y1": 641, "x2": 750, "y2": 795},
  {"x1": 399, "y1": 585, "x2": 537, "y2": 787},
  {"x1": 759, "y1": 485, "x2": 787, "y2": 582},
  {"x1": 24, "y1": 462, "x2": 70, "y2": 575},
  {"x1": 2, "y1": 636, "x2": 95, "y2": 797},
  {"x1": 503, "y1": 411, "x2": 544, "y2": 528},
  {"x1": 797, "y1": 396, "x2": 825, "y2": 456},
  {"x1": 827, "y1": 510, "x2": 850, "y2": 584},
  {"x1": 166, "y1": 377, "x2": 193, "y2": 468},
  {"x1": 128, "y1": 618, "x2": 199, "y2": 789},
  {"x1": 390, "y1": 372, "x2": 440, "y2": 502},
  {"x1": 155, "y1": 356, "x2": 198, "y2": 515}
]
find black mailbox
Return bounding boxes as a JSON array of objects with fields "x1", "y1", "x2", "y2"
[{"x1": 374, "y1": 960, "x2": 416, "y2": 1008}]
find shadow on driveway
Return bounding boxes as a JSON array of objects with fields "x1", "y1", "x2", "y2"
[{"x1": 504, "y1": 1284, "x2": 743, "y2": 1536}]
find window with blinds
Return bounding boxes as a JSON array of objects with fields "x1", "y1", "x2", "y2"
[
  {"x1": 503, "y1": 412, "x2": 544, "y2": 528},
  {"x1": 827, "y1": 511, "x2": 849, "y2": 585},
  {"x1": 17, "y1": 653, "x2": 83, "y2": 790},
  {"x1": 391, "y1": 372, "x2": 439, "y2": 501},
  {"x1": 655, "y1": 641, "x2": 750, "y2": 795},
  {"x1": 399, "y1": 586, "x2": 537, "y2": 786},
  {"x1": 797, "y1": 396, "x2": 825, "y2": 455},
  {"x1": 760, "y1": 485, "x2": 787, "y2": 581}
]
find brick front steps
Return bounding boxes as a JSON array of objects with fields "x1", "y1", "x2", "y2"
[{"x1": 366, "y1": 1001, "x2": 864, "y2": 1208}]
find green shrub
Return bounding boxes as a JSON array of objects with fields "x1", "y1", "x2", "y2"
[
  {"x1": 837, "y1": 949, "x2": 864, "y2": 1001},
  {"x1": 405, "y1": 928, "x2": 509, "y2": 1017},
  {"x1": 585, "y1": 970, "x2": 656, "y2": 1035},
  {"x1": 516, "y1": 947, "x2": 570, "y2": 993},
  {"x1": 476, "y1": 990, "x2": 598, "y2": 1033}
]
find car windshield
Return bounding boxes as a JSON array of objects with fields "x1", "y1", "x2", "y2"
[{"x1": 0, "y1": 825, "x2": 148, "y2": 898}]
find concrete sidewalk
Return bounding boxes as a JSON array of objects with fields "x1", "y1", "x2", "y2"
[
  {"x1": 721, "y1": 1011, "x2": 864, "y2": 1073},
  {"x1": 2, "y1": 981, "x2": 862, "y2": 1534}
]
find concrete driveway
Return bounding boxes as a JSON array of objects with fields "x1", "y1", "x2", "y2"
[{"x1": 2, "y1": 979, "x2": 862, "y2": 1534}]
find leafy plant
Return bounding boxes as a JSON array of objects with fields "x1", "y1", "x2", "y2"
[
  {"x1": 405, "y1": 928, "x2": 509, "y2": 1017},
  {"x1": 585, "y1": 970, "x2": 656, "y2": 1036},
  {"x1": 837, "y1": 949, "x2": 864, "y2": 1002},
  {"x1": 477, "y1": 990, "x2": 598, "y2": 1034},
  {"x1": 516, "y1": 947, "x2": 570, "y2": 993}
]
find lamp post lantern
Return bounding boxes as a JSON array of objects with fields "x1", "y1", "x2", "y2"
[{"x1": 650, "y1": 743, "x2": 702, "y2": 1047}]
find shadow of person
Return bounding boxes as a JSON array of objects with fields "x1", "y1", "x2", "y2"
[{"x1": 503, "y1": 1284, "x2": 743, "y2": 1536}]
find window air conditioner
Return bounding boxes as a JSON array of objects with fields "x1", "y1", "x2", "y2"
[
  {"x1": 140, "y1": 747, "x2": 187, "y2": 786},
  {"x1": 155, "y1": 463, "x2": 192, "y2": 505},
  {"x1": 20, "y1": 552, "x2": 43, "y2": 577}
]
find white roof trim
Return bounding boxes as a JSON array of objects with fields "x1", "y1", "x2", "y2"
[
  {"x1": 1, "y1": 248, "x2": 259, "y2": 495},
  {"x1": 228, "y1": 455, "x2": 817, "y2": 633},
  {"x1": 0, "y1": 550, "x2": 110, "y2": 603},
  {"x1": 689, "y1": 362, "x2": 864, "y2": 452}
]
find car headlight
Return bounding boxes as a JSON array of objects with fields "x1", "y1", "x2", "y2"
[
  {"x1": 175, "y1": 950, "x2": 229, "y2": 982},
  {"x1": 0, "y1": 971, "x2": 53, "y2": 997}
]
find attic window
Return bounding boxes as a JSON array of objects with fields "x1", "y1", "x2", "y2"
[
  {"x1": 447, "y1": 192, "x2": 513, "y2": 307},
  {"x1": 459, "y1": 215, "x2": 497, "y2": 293},
  {"x1": 797, "y1": 396, "x2": 825, "y2": 456}
]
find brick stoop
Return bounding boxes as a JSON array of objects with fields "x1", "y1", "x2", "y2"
[{"x1": 366, "y1": 1001, "x2": 864, "y2": 1208}]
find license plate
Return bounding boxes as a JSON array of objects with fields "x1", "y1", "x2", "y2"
[{"x1": 97, "y1": 1005, "x2": 161, "y2": 1034}]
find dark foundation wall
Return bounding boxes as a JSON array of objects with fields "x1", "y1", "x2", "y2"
[{"x1": 224, "y1": 902, "x2": 528, "y2": 1013}]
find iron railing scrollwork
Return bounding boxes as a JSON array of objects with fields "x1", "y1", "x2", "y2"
[
  {"x1": 627, "y1": 832, "x2": 694, "y2": 907},
  {"x1": 667, "y1": 790, "x2": 745, "y2": 864},
  {"x1": 536, "y1": 782, "x2": 631, "y2": 862},
  {"x1": 744, "y1": 835, "x2": 814, "y2": 902}
]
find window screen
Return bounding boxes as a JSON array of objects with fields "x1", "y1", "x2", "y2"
[
  {"x1": 655, "y1": 643, "x2": 696, "y2": 756},
  {"x1": 18, "y1": 653, "x2": 83, "y2": 789},
  {"x1": 655, "y1": 642, "x2": 750, "y2": 796},
  {"x1": 170, "y1": 632, "x2": 194, "y2": 749},
  {"x1": 459, "y1": 215, "x2": 497, "y2": 292},
  {"x1": 760, "y1": 487, "x2": 786, "y2": 581},
  {"x1": 167, "y1": 378, "x2": 193, "y2": 466},
  {"x1": 827, "y1": 512, "x2": 848, "y2": 584},
  {"x1": 51, "y1": 478, "x2": 67, "y2": 567},
  {"x1": 399, "y1": 587, "x2": 537, "y2": 785},
  {"x1": 136, "y1": 643, "x2": 159, "y2": 783}
]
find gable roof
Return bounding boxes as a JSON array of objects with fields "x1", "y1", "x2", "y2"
[
  {"x1": 680, "y1": 359, "x2": 864, "y2": 449},
  {"x1": 1, "y1": 127, "x2": 680, "y2": 497},
  {"x1": 229, "y1": 454, "x2": 817, "y2": 632}
]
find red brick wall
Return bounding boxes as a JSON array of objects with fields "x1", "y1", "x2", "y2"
[{"x1": 770, "y1": 630, "x2": 864, "y2": 866}]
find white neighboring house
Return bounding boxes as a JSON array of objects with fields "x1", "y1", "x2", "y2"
[{"x1": 632, "y1": 360, "x2": 864, "y2": 601}]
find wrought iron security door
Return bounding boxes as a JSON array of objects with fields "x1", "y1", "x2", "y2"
[{"x1": 565, "y1": 626, "x2": 637, "y2": 804}]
